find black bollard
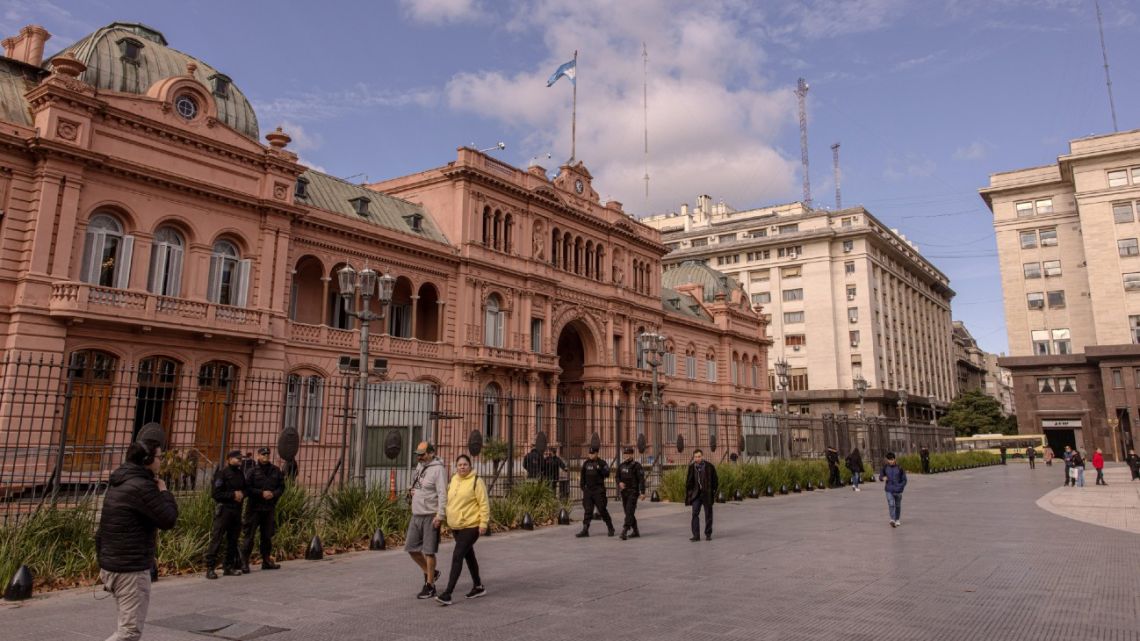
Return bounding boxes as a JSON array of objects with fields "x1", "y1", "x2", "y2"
[
  {"x1": 521, "y1": 512, "x2": 535, "y2": 530},
  {"x1": 749, "y1": 487, "x2": 760, "y2": 499},
  {"x1": 779, "y1": 484, "x2": 789, "y2": 495},
  {"x1": 765, "y1": 485, "x2": 775, "y2": 497},
  {"x1": 817, "y1": 480, "x2": 825, "y2": 490},
  {"x1": 305, "y1": 535, "x2": 324, "y2": 560},
  {"x1": 557, "y1": 507, "x2": 571, "y2": 525},
  {"x1": 733, "y1": 489, "x2": 743, "y2": 501},
  {"x1": 3, "y1": 565, "x2": 33, "y2": 601},
  {"x1": 650, "y1": 490, "x2": 661, "y2": 503},
  {"x1": 716, "y1": 491, "x2": 726, "y2": 503},
  {"x1": 369, "y1": 528, "x2": 386, "y2": 550},
  {"x1": 792, "y1": 482, "x2": 802, "y2": 493},
  {"x1": 806, "y1": 481, "x2": 815, "y2": 492}
]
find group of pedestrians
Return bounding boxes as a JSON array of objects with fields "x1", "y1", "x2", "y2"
[
  {"x1": 1057, "y1": 445, "x2": 1110, "y2": 487},
  {"x1": 204, "y1": 448, "x2": 286, "y2": 579}
]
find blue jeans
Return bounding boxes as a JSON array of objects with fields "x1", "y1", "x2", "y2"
[
  {"x1": 886, "y1": 492, "x2": 902, "y2": 521},
  {"x1": 851, "y1": 472, "x2": 861, "y2": 488},
  {"x1": 1076, "y1": 467, "x2": 1085, "y2": 487}
]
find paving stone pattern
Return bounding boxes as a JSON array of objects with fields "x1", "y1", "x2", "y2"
[{"x1": 4, "y1": 465, "x2": 1139, "y2": 641}]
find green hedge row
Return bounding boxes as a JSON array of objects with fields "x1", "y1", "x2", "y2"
[{"x1": 1, "y1": 479, "x2": 561, "y2": 593}]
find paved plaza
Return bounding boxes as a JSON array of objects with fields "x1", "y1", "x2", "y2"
[{"x1": 5, "y1": 465, "x2": 1139, "y2": 641}]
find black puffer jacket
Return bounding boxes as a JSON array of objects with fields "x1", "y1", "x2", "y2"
[
  {"x1": 96, "y1": 463, "x2": 178, "y2": 573},
  {"x1": 245, "y1": 462, "x2": 285, "y2": 512}
]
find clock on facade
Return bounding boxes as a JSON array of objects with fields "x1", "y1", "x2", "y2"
[{"x1": 574, "y1": 179, "x2": 584, "y2": 194}]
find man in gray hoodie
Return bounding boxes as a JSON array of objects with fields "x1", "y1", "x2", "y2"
[{"x1": 405, "y1": 441, "x2": 448, "y2": 600}]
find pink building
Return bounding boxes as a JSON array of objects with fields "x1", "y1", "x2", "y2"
[{"x1": 0, "y1": 22, "x2": 769, "y2": 498}]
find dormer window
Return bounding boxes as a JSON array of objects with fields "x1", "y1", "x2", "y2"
[
  {"x1": 403, "y1": 213, "x2": 424, "y2": 232},
  {"x1": 295, "y1": 177, "x2": 309, "y2": 199},
  {"x1": 349, "y1": 196, "x2": 371, "y2": 217},
  {"x1": 210, "y1": 74, "x2": 231, "y2": 98},
  {"x1": 117, "y1": 38, "x2": 143, "y2": 64}
]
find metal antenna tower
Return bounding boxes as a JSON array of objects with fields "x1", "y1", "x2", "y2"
[
  {"x1": 795, "y1": 78, "x2": 812, "y2": 209},
  {"x1": 1094, "y1": 0, "x2": 1118, "y2": 132},
  {"x1": 831, "y1": 142, "x2": 841, "y2": 210},
  {"x1": 643, "y1": 42, "x2": 650, "y2": 210}
]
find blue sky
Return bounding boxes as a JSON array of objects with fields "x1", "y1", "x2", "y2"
[{"x1": 4, "y1": 0, "x2": 1138, "y2": 355}]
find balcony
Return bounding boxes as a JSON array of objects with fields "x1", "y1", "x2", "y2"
[
  {"x1": 287, "y1": 323, "x2": 443, "y2": 359},
  {"x1": 50, "y1": 282, "x2": 268, "y2": 338}
]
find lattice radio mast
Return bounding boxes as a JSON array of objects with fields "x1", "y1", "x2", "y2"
[
  {"x1": 831, "y1": 142, "x2": 842, "y2": 210},
  {"x1": 1094, "y1": 0, "x2": 1118, "y2": 132},
  {"x1": 795, "y1": 78, "x2": 812, "y2": 209},
  {"x1": 643, "y1": 42, "x2": 650, "y2": 210}
]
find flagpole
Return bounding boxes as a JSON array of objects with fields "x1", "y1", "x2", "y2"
[{"x1": 571, "y1": 50, "x2": 577, "y2": 163}]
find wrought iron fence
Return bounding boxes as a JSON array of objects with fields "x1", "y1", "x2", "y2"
[{"x1": 0, "y1": 351, "x2": 954, "y2": 525}]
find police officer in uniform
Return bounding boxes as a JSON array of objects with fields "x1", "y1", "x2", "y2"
[
  {"x1": 241, "y1": 446, "x2": 285, "y2": 573},
  {"x1": 206, "y1": 450, "x2": 247, "y2": 579},
  {"x1": 576, "y1": 446, "x2": 615, "y2": 537},
  {"x1": 616, "y1": 446, "x2": 646, "y2": 540}
]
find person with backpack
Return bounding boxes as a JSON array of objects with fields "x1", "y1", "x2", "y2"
[
  {"x1": 845, "y1": 448, "x2": 864, "y2": 492},
  {"x1": 879, "y1": 452, "x2": 907, "y2": 528},
  {"x1": 435, "y1": 454, "x2": 488, "y2": 606},
  {"x1": 1069, "y1": 449, "x2": 1086, "y2": 488}
]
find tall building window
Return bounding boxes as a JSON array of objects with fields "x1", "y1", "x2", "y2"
[
  {"x1": 1020, "y1": 231, "x2": 1037, "y2": 249},
  {"x1": 686, "y1": 353, "x2": 696, "y2": 380},
  {"x1": 484, "y1": 295, "x2": 505, "y2": 347},
  {"x1": 1119, "y1": 238, "x2": 1139, "y2": 256},
  {"x1": 847, "y1": 307, "x2": 859, "y2": 323},
  {"x1": 207, "y1": 240, "x2": 250, "y2": 307},
  {"x1": 1035, "y1": 198, "x2": 1053, "y2": 215},
  {"x1": 1023, "y1": 262, "x2": 1041, "y2": 279},
  {"x1": 844, "y1": 261, "x2": 855, "y2": 275},
  {"x1": 1016, "y1": 201, "x2": 1034, "y2": 217},
  {"x1": 1124, "y1": 272, "x2": 1140, "y2": 291},
  {"x1": 82, "y1": 214, "x2": 134, "y2": 288},
  {"x1": 1108, "y1": 169, "x2": 1130, "y2": 187},
  {"x1": 1027, "y1": 292, "x2": 1044, "y2": 309},
  {"x1": 849, "y1": 330, "x2": 860, "y2": 347},
  {"x1": 782, "y1": 288, "x2": 804, "y2": 301},
  {"x1": 1031, "y1": 329, "x2": 1050, "y2": 355},
  {"x1": 1047, "y1": 290, "x2": 1065, "y2": 308},
  {"x1": 1043, "y1": 260, "x2": 1061, "y2": 277},
  {"x1": 706, "y1": 356, "x2": 717, "y2": 382},
  {"x1": 1131, "y1": 315, "x2": 1140, "y2": 343},
  {"x1": 1112, "y1": 368, "x2": 1124, "y2": 388},
  {"x1": 781, "y1": 266, "x2": 801, "y2": 279},
  {"x1": 285, "y1": 374, "x2": 325, "y2": 442},
  {"x1": 842, "y1": 240, "x2": 854, "y2": 252},
  {"x1": 148, "y1": 227, "x2": 184, "y2": 297},
  {"x1": 778, "y1": 224, "x2": 799, "y2": 234},
  {"x1": 1052, "y1": 329, "x2": 1071, "y2": 354},
  {"x1": 786, "y1": 334, "x2": 806, "y2": 346},
  {"x1": 846, "y1": 285, "x2": 856, "y2": 300},
  {"x1": 530, "y1": 318, "x2": 543, "y2": 352},
  {"x1": 751, "y1": 292, "x2": 771, "y2": 305},
  {"x1": 1039, "y1": 229, "x2": 1058, "y2": 246},
  {"x1": 1113, "y1": 202, "x2": 1134, "y2": 224},
  {"x1": 783, "y1": 311, "x2": 804, "y2": 324}
]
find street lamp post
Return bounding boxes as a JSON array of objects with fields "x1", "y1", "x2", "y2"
[
  {"x1": 638, "y1": 332, "x2": 666, "y2": 485},
  {"x1": 775, "y1": 358, "x2": 790, "y2": 414},
  {"x1": 897, "y1": 388, "x2": 908, "y2": 424},
  {"x1": 1107, "y1": 416, "x2": 1120, "y2": 462},
  {"x1": 930, "y1": 398, "x2": 938, "y2": 428},
  {"x1": 853, "y1": 375, "x2": 868, "y2": 419},
  {"x1": 338, "y1": 265, "x2": 395, "y2": 485}
]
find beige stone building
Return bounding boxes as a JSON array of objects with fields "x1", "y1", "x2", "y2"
[
  {"x1": 982, "y1": 352, "x2": 1016, "y2": 417},
  {"x1": 982, "y1": 129, "x2": 1140, "y2": 459},
  {"x1": 643, "y1": 198, "x2": 956, "y2": 420},
  {"x1": 952, "y1": 321, "x2": 987, "y2": 395}
]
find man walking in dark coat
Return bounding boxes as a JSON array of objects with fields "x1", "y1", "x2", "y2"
[
  {"x1": 97, "y1": 440, "x2": 178, "y2": 641},
  {"x1": 542, "y1": 447, "x2": 567, "y2": 496},
  {"x1": 825, "y1": 446, "x2": 842, "y2": 487},
  {"x1": 685, "y1": 449, "x2": 719, "y2": 541},
  {"x1": 919, "y1": 447, "x2": 931, "y2": 474},
  {"x1": 879, "y1": 451, "x2": 908, "y2": 527},
  {"x1": 206, "y1": 450, "x2": 247, "y2": 579},
  {"x1": 616, "y1": 446, "x2": 646, "y2": 540},
  {"x1": 1026, "y1": 446, "x2": 1037, "y2": 469},
  {"x1": 241, "y1": 447, "x2": 285, "y2": 573},
  {"x1": 1127, "y1": 448, "x2": 1140, "y2": 481},
  {"x1": 576, "y1": 446, "x2": 615, "y2": 537},
  {"x1": 523, "y1": 446, "x2": 543, "y2": 479}
]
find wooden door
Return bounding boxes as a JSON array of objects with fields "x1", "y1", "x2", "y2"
[
  {"x1": 63, "y1": 351, "x2": 117, "y2": 471},
  {"x1": 194, "y1": 362, "x2": 236, "y2": 465}
]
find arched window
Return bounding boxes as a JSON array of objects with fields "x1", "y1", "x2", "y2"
[
  {"x1": 136, "y1": 356, "x2": 181, "y2": 439},
  {"x1": 705, "y1": 352, "x2": 717, "y2": 383},
  {"x1": 285, "y1": 372, "x2": 326, "y2": 441},
  {"x1": 483, "y1": 383, "x2": 501, "y2": 439},
  {"x1": 388, "y1": 277, "x2": 413, "y2": 338},
  {"x1": 81, "y1": 214, "x2": 134, "y2": 288},
  {"x1": 207, "y1": 239, "x2": 250, "y2": 307},
  {"x1": 751, "y1": 356, "x2": 760, "y2": 388},
  {"x1": 148, "y1": 226, "x2": 184, "y2": 297},
  {"x1": 484, "y1": 294, "x2": 504, "y2": 347}
]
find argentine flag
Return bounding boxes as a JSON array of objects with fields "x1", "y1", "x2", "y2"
[{"x1": 546, "y1": 59, "x2": 576, "y2": 87}]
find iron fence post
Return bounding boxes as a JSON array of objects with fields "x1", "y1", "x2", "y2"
[{"x1": 51, "y1": 364, "x2": 75, "y2": 500}]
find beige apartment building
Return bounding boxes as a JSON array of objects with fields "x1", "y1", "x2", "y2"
[
  {"x1": 981, "y1": 129, "x2": 1140, "y2": 459},
  {"x1": 643, "y1": 198, "x2": 956, "y2": 420}
]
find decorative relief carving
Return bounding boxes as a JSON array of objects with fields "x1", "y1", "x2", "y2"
[
  {"x1": 55, "y1": 119, "x2": 79, "y2": 141},
  {"x1": 273, "y1": 182, "x2": 288, "y2": 200}
]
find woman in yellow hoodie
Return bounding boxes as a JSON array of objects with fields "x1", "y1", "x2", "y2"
[{"x1": 436, "y1": 454, "x2": 489, "y2": 606}]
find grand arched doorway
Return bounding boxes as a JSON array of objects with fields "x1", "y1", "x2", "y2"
[{"x1": 555, "y1": 321, "x2": 595, "y2": 446}]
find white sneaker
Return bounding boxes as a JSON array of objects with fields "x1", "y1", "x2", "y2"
[
  {"x1": 855, "y1": 487, "x2": 861, "y2": 492},
  {"x1": 889, "y1": 520, "x2": 898, "y2": 528},
  {"x1": 895, "y1": 520, "x2": 901, "y2": 527}
]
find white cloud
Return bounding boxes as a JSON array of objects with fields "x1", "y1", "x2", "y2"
[
  {"x1": 884, "y1": 152, "x2": 937, "y2": 180},
  {"x1": 253, "y1": 84, "x2": 439, "y2": 122},
  {"x1": 770, "y1": 0, "x2": 911, "y2": 42},
  {"x1": 893, "y1": 52, "x2": 940, "y2": 72},
  {"x1": 276, "y1": 120, "x2": 323, "y2": 153},
  {"x1": 442, "y1": 0, "x2": 799, "y2": 214},
  {"x1": 953, "y1": 140, "x2": 989, "y2": 160},
  {"x1": 399, "y1": 0, "x2": 480, "y2": 24}
]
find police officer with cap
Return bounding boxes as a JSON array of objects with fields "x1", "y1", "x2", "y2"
[
  {"x1": 206, "y1": 450, "x2": 247, "y2": 579},
  {"x1": 616, "y1": 446, "x2": 646, "y2": 540},
  {"x1": 576, "y1": 446, "x2": 615, "y2": 537},
  {"x1": 241, "y1": 446, "x2": 285, "y2": 573}
]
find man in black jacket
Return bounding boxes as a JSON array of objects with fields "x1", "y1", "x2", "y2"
[
  {"x1": 576, "y1": 446, "x2": 615, "y2": 537},
  {"x1": 523, "y1": 446, "x2": 543, "y2": 479},
  {"x1": 542, "y1": 447, "x2": 567, "y2": 496},
  {"x1": 97, "y1": 440, "x2": 178, "y2": 641},
  {"x1": 240, "y1": 447, "x2": 285, "y2": 573},
  {"x1": 825, "y1": 446, "x2": 841, "y2": 488},
  {"x1": 919, "y1": 447, "x2": 931, "y2": 474},
  {"x1": 206, "y1": 450, "x2": 247, "y2": 579},
  {"x1": 685, "y1": 449, "x2": 719, "y2": 541},
  {"x1": 616, "y1": 446, "x2": 646, "y2": 540}
]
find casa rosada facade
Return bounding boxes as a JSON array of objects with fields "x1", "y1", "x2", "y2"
[{"x1": 0, "y1": 23, "x2": 770, "y2": 485}]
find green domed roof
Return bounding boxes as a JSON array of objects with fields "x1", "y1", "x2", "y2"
[
  {"x1": 662, "y1": 260, "x2": 742, "y2": 302},
  {"x1": 48, "y1": 22, "x2": 258, "y2": 140}
]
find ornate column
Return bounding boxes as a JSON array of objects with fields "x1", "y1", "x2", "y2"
[
  {"x1": 320, "y1": 276, "x2": 331, "y2": 326},
  {"x1": 409, "y1": 294, "x2": 419, "y2": 339}
]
